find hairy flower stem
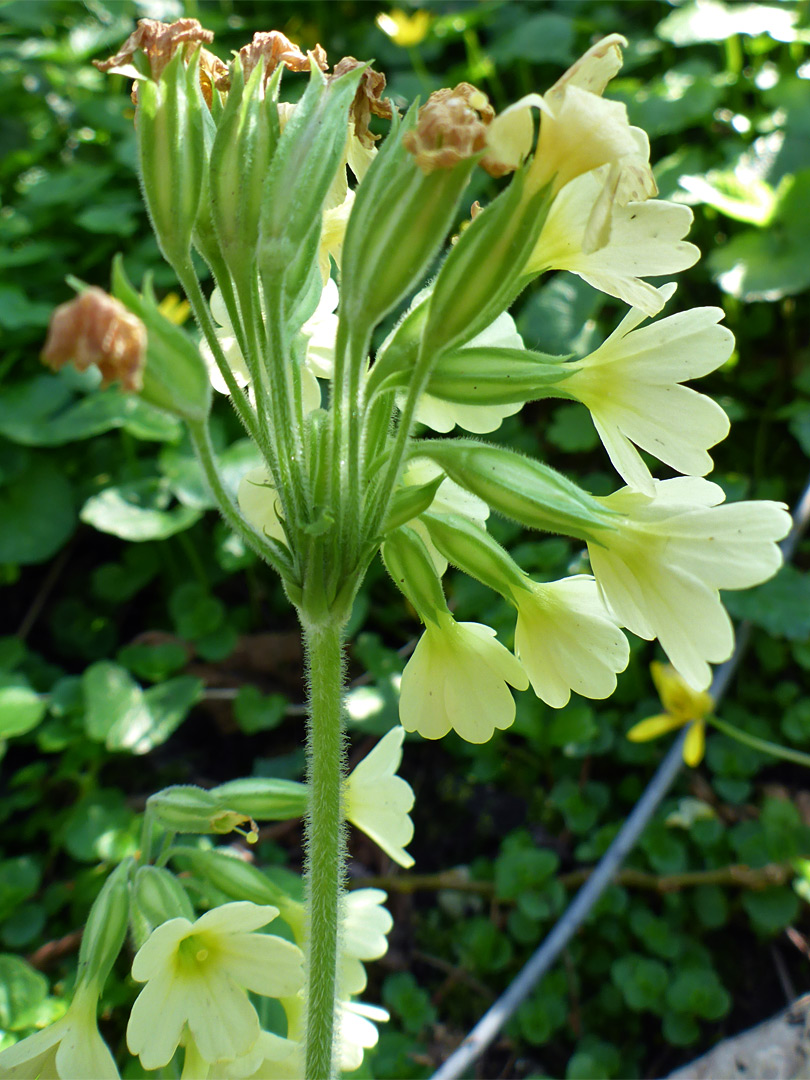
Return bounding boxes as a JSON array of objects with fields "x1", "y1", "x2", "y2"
[{"x1": 301, "y1": 615, "x2": 347, "y2": 1080}]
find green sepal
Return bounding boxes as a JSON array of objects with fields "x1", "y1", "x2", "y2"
[
  {"x1": 383, "y1": 473, "x2": 444, "y2": 533},
  {"x1": 365, "y1": 292, "x2": 430, "y2": 400},
  {"x1": 340, "y1": 105, "x2": 477, "y2": 338},
  {"x1": 132, "y1": 865, "x2": 196, "y2": 937},
  {"x1": 258, "y1": 61, "x2": 364, "y2": 284},
  {"x1": 77, "y1": 858, "x2": 132, "y2": 991},
  {"x1": 209, "y1": 58, "x2": 280, "y2": 292},
  {"x1": 172, "y1": 845, "x2": 297, "y2": 913},
  {"x1": 209, "y1": 778, "x2": 308, "y2": 821},
  {"x1": 147, "y1": 784, "x2": 256, "y2": 835},
  {"x1": 422, "y1": 511, "x2": 527, "y2": 599},
  {"x1": 426, "y1": 346, "x2": 575, "y2": 404},
  {"x1": 416, "y1": 440, "x2": 617, "y2": 542},
  {"x1": 422, "y1": 170, "x2": 553, "y2": 357},
  {"x1": 382, "y1": 525, "x2": 448, "y2": 623},
  {"x1": 111, "y1": 256, "x2": 212, "y2": 422},
  {"x1": 137, "y1": 48, "x2": 208, "y2": 269}
]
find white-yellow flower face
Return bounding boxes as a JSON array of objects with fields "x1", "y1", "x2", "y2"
[
  {"x1": 126, "y1": 901, "x2": 304, "y2": 1069},
  {"x1": 399, "y1": 615, "x2": 529, "y2": 742},
  {"x1": 566, "y1": 285, "x2": 734, "y2": 494},
  {"x1": 588, "y1": 478, "x2": 790, "y2": 689},
  {"x1": 340, "y1": 888, "x2": 393, "y2": 995},
  {"x1": 0, "y1": 984, "x2": 119, "y2": 1080},
  {"x1": 527, "y1": 165, "x2": 699, "y2": 315},
  {"x1": 345, "y1": 726, "x2": 415, "y2": 868},
  {"x1": 514, "y1": 576, "x2": 629, "y2": 708},
  {"x1": 338, "y1": 999, "x2": 389, "y2": 1073}
]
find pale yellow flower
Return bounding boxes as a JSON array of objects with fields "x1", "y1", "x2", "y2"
[
  {"x1": 627, "y1": 662, "x2": 714, "y2": 766},
  {"x1": 340, "y1": 889, "x2": 394, "y2": 995},
  {"x1": 565, "y1": 284, "x2": 733, "y2": 494},
  {"x1": 399, "y1": 615, "x2": 529, "y2": 742},
  {"x1": 588, "y1": 478, "x2": 790, "y2": 690},
  {"x1": 217, "y1": 1031, "x2": 302, "y2": 1080},
  {"x1": 126, "y1": 901, "x2": 304, "y2": 1069},
  {"x1": 526, "y1": 165, "x2": 699, "y2": 316},
  {"x1": 0, "y1": 983, "x2": 118, "y2": 1080},
  {"x1": 345, "y1": 726, "x2": 415, "y2": 868},
  {"x1": 338, "y1": 999, "x2": 389, "y2": 1072},
  {"x1": 513, "y1": 576, "x2": 629, "y2": 708}
]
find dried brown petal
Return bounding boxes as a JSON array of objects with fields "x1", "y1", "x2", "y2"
[
  {"x1": 403, "y1": 82, "x2": 494, "y2": 174},
  {"x1": 198, "y1": 46, "x2": 230, "y2": 105},
  {"x1": 94, "y1": 18, "x2": 214, "y2": 82},
  {"x1": 42, "y1": 288, "x2": 146, "y2": 393},
  {"x1": 332, "y1": 57, "x2": 394, "y2": 148},
  {"x1": 238, "y1": 31, "x2": 328, "y2": 86}
]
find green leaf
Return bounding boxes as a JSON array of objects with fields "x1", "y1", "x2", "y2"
[
  {"x1": 382, "y1": 972, "x2": 437, "y2": 1037},
  {"x1": 0, "y1": 955, "x2": 48, "y2": 1030},
  {"x1": 0, "y1": 857, "x2": 41, "y2": 922},
  {"x1": 610, "y1": 67, "x2": 726, "y2": 140},
  {"x1": 81, "y1": 479, "x2": 202, "y2": 541},
  {"x1": 1, "y1": 904, "x2": 46, "y2": 948},
  {"x1": 0, "y1": 674, "x2": 47, "y2": 739},
  {"x1": 453, "y1": 917, "x2": 513, "y2": 973},
  {"x1": 665, "y1": 969, "x2": 731, "y2": 1020},
  {"x1": 62, "y1": 789, "x2": 138, "y2": 862},
  {"x1": 742, "y1": 886, "x2": 801, "y2": 934},
  {"x1": 0, "y1": 457, "x2": 75, "y2": 564},
  {"x1": 169, "y1": 583, "x2": 225, "y2": 640},
  {"x1": 547, "y1": 403, "x2": 600, "y2": 453},
  {"x1": 518, "y1": 274, "x2": 604, "y2": 356},
  {"x1": 515, "y1": 974, "x2": 568, "y2": 1046},
  {"x1": 611, "y1": 954, "x2": 669, "y2": 1013},
  {"x1": 723, "y1": 566, "x2": 810, "y2": 640},
  {"x1": 0, "y1": 287, "x2": 53, "y2": 330},
  {"x1": 117, "y1": 641, "x2": 189, "y2": 682},
  {"x1": 489, "y1": 12, "x2": 574, "y2": 64},
  {"x1": 234, "y1": 686, "x2": 287, "y2": 734},
  {"x1": 83, "y1": 662, "x2": 200, "y2": 753},
  {"x1": 495, "y1": 847, "x2": 559, "y2": 901}
]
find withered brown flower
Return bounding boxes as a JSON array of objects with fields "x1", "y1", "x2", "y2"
[
  {"x1": 403, "y1": 82, "x2": 499, "y2": 175},
  {"x1": 42, "y1": 288, "x2": 147, "y2": 393},
  {"x1": 331, "y1": 57, "x2": 394, "y2": 148}
]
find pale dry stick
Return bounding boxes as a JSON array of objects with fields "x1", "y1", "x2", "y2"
[{"x1": 431, "y1": 472, "x2": 810, "y2": 1080}]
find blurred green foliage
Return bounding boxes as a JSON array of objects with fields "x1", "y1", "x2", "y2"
[{"x1": 1, "y1": 0, "x2": 810, "y2": 1077}]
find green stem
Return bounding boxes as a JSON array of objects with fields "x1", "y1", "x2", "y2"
[
  {"x1": 187, "y1": 418, "x2": 297, "y2": 582},
  {"x1": 707, "y1": 715, "x2": 810, "y2": 769},
  {"x1": 301, "y1": 615, "x2": 347, "y2": 1080},
  {"x1": 175, "y1": 263, "x2": 264, "y2": 451}
]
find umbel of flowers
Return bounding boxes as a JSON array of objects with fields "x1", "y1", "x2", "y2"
[{"x1": 23, "y1": 16, "x2": 790, "y2": 1080}]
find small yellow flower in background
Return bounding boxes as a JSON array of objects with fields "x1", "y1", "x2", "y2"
[
  {"x1": 375, "y1": 8, "x2": 431, "y2": 47},
  {"x1": 126, "y1": 901, "x2": 304, "y2": 1069},
  {"x1": 399, "y1": 614, "x2": 529, "y2": 743},
  {"x1": 627, "y1": 661, "x2": 714, "y2": 766},
  {"x1": 157, "y1": 291, "x2": 191, "y2": 325},
  {"x1": 345, "y1": 726, "x2": 415, "y2": 868},
  {"x1": 0, "y1": 983, "x2": 119, "y2": 1080}
]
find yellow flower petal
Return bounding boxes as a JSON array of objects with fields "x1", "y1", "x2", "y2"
[
  {"x1": 626, "y1": 712, "x2": 686, "y2": 742},
  {"x1": 683, "y1": 720, "x2": 706, "y2": 767}
]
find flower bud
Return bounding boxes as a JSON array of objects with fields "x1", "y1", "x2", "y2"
[
  {"x1": 418, "y1": 440, "x2": 616, "y2": 542},
  {"x1": 132, "y1": 865, "x2": 196, "y2": 935},
  {"x1": 422, "y1": 511, "x2": 527, "y2": 599},
  {"x1": 420, "y1": 167, "x2": 552, "y2": 357},
  {"x1": 172, "y1": 846, "x2": 296, "y2": 911},
  {"x1": 209, "y1": 778, "x2": 308, "y2": 821},
  {"x1": 340, "y1": 107, "x2": 477, "y2": 338},
  {"x1": 258, "y1": 62, "x2": 365, "y2": 292},
  {"x1": 136, "y1": 47, "x2": 209, "y2": 268},
  {"x1": 208, "y1": 58, "x2": 280, "y2": 290},
  {"x1": 382, "y1": 526, "x2": 448, "y2": 623},
  {"x1": 77, "y1": 858, "x2": 132, "y2": 990},
  {"x1": 111, "y1": 256, "x2": 212, "y2": 421},
  {"x1": 42, "y1": 287, "x2": 146, "y2": 391}
]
